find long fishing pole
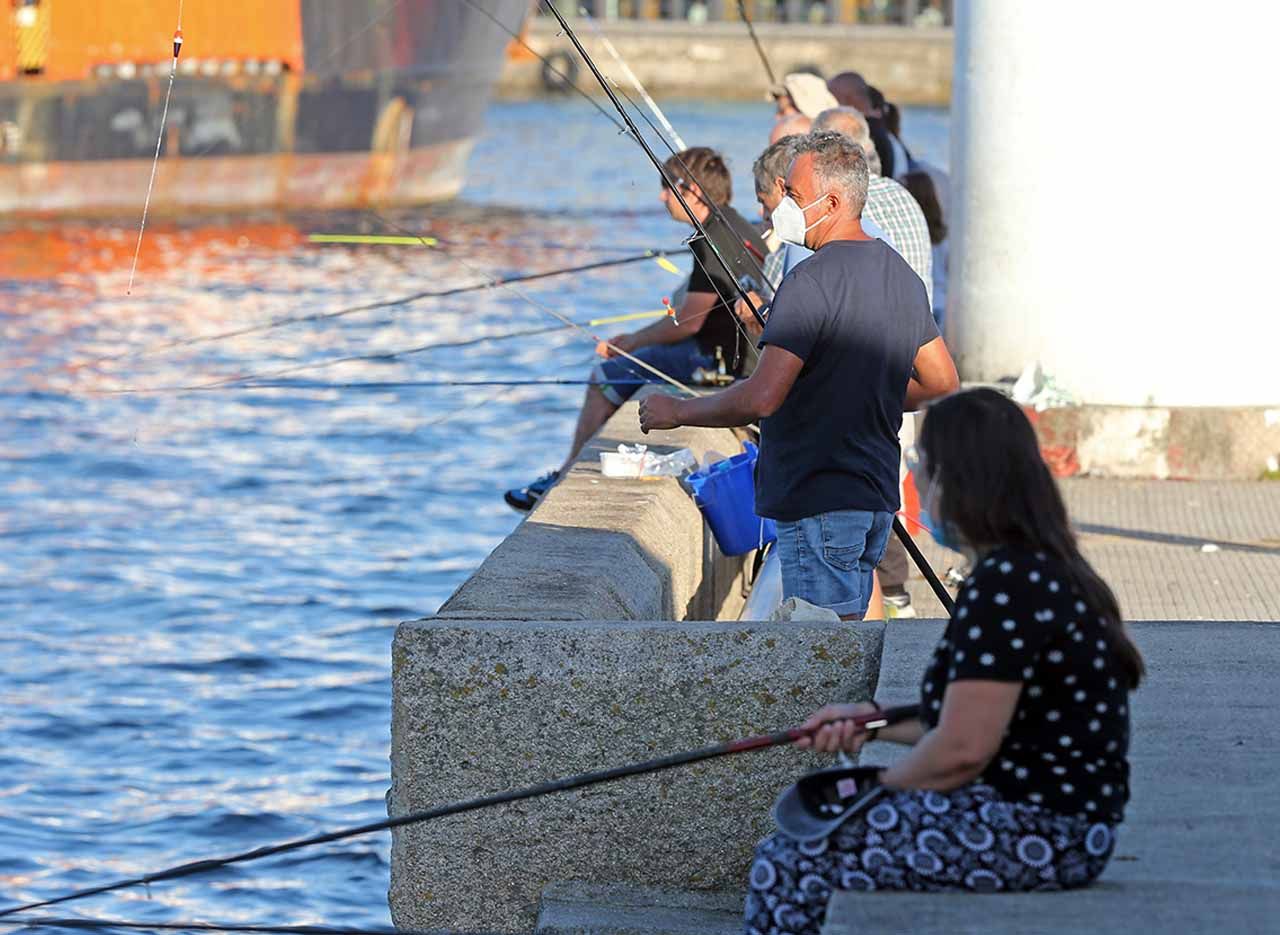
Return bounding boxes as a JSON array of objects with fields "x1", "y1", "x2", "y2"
[
  {"x1": 0, "y1": 921, "x2": 426, "y2": 935},
  {"x1": 308, "y1": 232, "x2": 674, "y2": 253},
  {"x1": 579, "y1": 9, "x2": 686, "y2": 151},
  {"x1": 0, "y1": 706, "x2": 919, "y2": 919},
  {"x1": 73, "y1": 249, "x2": 686, "y2": 371},
  {"x1": 367, "y1": 210, "x2": 696, "y2": 396},
  {"x1": 736, "y1": 0, "x2": 778, "y2": 88},
  {"x1": 892, "y1": 515, "x2": 956, "y2": 614},
  {"x1": 540, "y1": 0, "x2": 766, "y2": 329},
  {"x1": 91, "y1": 378, "x2": 652, "y2": 396}
]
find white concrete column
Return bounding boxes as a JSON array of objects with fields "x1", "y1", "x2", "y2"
[{"x1": 948, "y1": 1, "x2": 1279, "y2": 407}]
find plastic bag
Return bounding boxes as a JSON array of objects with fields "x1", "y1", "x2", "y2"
[{"x1": 600, "y1": 443, "x2": 698, "y2": 478}]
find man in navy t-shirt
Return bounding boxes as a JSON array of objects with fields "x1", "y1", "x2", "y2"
[{"x1": 640, "y1": 131, "x2": 958, "y2": 619}]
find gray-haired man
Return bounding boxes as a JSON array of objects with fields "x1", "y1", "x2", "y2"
[{"x1": 640, "y1": 132, "x2": 958, "y2": 620}]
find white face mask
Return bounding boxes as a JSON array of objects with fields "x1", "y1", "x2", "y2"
[{"x1": 769, "y1": 194, "x2": 830, "y2": 246}]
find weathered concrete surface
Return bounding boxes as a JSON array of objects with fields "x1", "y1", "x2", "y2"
[
  {"x1": 499, "y1": 22, "x2": 952, "y2": 105},
  {"x1": 1027, "y1": 404, "x2": 1280, "y2": 481},
  {"x1": 842, "y1": 620, "x2": 1280, "y2": 934},
  {"x1": 536, "y1": 882, "x2": 741, "y2": 935},
  {"x1": 388, "y1": 618, "x2": 885, "y2": 932},
  {"x1": 439, "y1": 390, "x2": 748, "y2": 623}
]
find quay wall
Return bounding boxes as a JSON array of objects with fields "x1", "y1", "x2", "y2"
[
  {"x1": 497, "y1": 22, "x2": 953, "y2": 105},
  {"x1": 387, "y1": 390, "x2": 886, "y2": 931}
]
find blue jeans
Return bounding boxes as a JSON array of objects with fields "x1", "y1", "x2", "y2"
[
  {"x1": 591, "y1": 338, "x2": 716, "y2": 406},
  {"x1": 775, "y1": 509, "x2": 893, "y2": 618}
]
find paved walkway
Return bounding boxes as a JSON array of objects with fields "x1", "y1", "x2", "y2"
[
  {"x1": 854, "y1": 619, "x2": 1280, "y2": 935},
  {"x1": 901, "y1": 478, "x2": 1280, "y2": 621}
]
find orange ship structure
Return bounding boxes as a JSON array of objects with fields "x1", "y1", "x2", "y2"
[{"x1": 0, "y1": 0, "x2": 528, "y2": 217}]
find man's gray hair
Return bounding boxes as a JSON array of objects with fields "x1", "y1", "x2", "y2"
[
  {"x1": 752, "y1": 135, "x2": 804, "y2": 195},
  {"x1": 793, "y1": 130, "x2": 870, "y2": 217},
  {"x1": 813, "y1": 106, "x2": 882, "y2": 176}
]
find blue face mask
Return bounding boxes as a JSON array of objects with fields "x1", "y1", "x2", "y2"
[{"x1": 920, "y1": 488, "x2": 963, "y2": 552}]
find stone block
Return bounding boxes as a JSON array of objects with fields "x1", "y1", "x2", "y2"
[
  {"x1": 438, "y1": 391, "x2": 748, "y2": 623},
  {"x1": 388, "y1": 618, "x2": 885, "y2": 932}
]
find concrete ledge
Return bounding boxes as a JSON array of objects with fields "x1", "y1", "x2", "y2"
[
  {"x1": 823, "y1": 880, "x2": 1280, "y2": 934},
  {"x1": 536, "y1": 882, "x2": 741, "y2": 935},
  {"x1": 1026, "y1": 404, "x2": 1280, "y2": 480},
  {"x1": 388, "y1": 617, "x2": 885, "y2": 932},
  {"x1": 439, "y1": 391, "x2": 748, "y2": 623}
]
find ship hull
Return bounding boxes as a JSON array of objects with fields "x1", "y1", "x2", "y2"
[{"x1": 0, "y1": 0, "x2": 526, "y2": 217}]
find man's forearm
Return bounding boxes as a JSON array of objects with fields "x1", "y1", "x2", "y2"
[{"x1": 673, "y1": 381, "x2": 767, "y2": 428}]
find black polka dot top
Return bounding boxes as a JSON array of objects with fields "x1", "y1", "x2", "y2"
[{"x1": 920, "y1": 546, "x2": 1132, "y2": 823}]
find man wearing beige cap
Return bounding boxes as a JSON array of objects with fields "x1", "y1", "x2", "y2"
[{"x1": 771, "y1": 72, "x2": 838, "y2": 121}]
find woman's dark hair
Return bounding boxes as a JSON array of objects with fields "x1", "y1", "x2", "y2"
[
  {"x1": 661, "y1": 147, "x2": 732, "y2": 207},
  {"x1": 903, "y1": 170, "x2": 947, "y2": 245},
  {"x1": 918, "y1": 388, "x2": 1145, "y2": 688}
]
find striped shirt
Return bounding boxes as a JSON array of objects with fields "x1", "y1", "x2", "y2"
[{"x1": 864, "y1": 174, "x2": 934, "y2": 307}]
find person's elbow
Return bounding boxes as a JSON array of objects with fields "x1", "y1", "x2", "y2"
[
  {"x1": 938, "y1": 729, "x2": 999, "y2": 782},
  {"x1": 918, "y1": 354, "x2": 960, "y2": 403},
  {"x1": 748, "y1": 379, "x2": 789, "y2": 419},
  {"x1": 933, "y1": 366, "x2": 960, "y2": 397}
]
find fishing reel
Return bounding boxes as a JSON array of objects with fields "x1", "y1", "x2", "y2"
[{"x1": 692, "y1": 346, "x2": 735, "y2": 387}]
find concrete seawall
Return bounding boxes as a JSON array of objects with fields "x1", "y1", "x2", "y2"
[
  {"x1": 498, "y1": 22, "x2": 953, "y2": 105},
  {"x1": 387, "y1": 390, "x2": 886, "y2": 931}
]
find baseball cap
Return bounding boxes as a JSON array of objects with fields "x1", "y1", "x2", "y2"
[
  {"x1": 772, "y1": 765, "x2": 885, "y2": 841},
  {"x1": 769, "y1": 73, "x2": 839, "y2": 119}
]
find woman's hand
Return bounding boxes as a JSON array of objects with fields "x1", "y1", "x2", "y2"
[{"x1": 795, "y1": 702, "x2": 881, "y2": 755}]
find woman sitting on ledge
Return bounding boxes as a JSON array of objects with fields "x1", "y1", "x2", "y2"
[{"x1": 744, "y1": 388, "x2": 1145, "y2": 935}]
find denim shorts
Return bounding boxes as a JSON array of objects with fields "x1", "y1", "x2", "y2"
[
  {"x1": 775, "y1": 509, "x2": 894, "y2": 618},
  {"x1": 591, "y1": 337, "x2": 716, "y2": 406}
]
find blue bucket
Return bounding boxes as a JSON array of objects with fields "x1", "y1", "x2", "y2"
[{"x1": 686, "y1": 441, "x2": 777, "y2": 557}]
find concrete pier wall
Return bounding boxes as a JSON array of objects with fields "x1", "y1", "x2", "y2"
[
  {"x1": 387, "y1": 391, "x2": 887, "y2": 931},
  {"x1": 497, "y1": 22, "x2": 953, "y2": 105}
]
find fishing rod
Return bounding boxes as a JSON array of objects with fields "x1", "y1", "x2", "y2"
[
  {"x1": 92, "y1": 378, "x2": 653, "y2": 396},
  {"x1": 891, "y1": 516, "x2": 955, "y2": 614},
  {"x1": 0, "y1": 705, "x2": 919, "y2": 920},
  {"x1": 540, "y1": 0, "x2": 767, "y2": 330},
  {"x1": 307, "y1": 233, "x2": 667, "y2": 254},
  {"x1": 736, "y1": 0, "x2": 778, "y2": 88},
  {"x1": 73, "y1": 249, "x2": 687, "y2": 371},
  {"x1": 366, "y1": 211, "x2": 697, "y2": 396},
  {"x1": 0, "y1": 920, "x2": 425, "y2": 935},
  {"x1": 455, "y1": 0, "x2": 770, "y2": 364},
  {"x1": 579, "y1": 8, "x2": 686, "y2": 151}
]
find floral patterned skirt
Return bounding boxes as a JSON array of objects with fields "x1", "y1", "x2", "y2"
[{"x1": 743, "y1": 783, "x2": 1118, "y2": 935}]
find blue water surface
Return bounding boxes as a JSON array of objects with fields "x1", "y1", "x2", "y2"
[{"x1": 0, "y1": 100, "x2": 947, "y2": 929}]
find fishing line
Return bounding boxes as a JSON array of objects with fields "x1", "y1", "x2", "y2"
[
  {"x1": 364, "y1": 211, "x2": 697, "y2": 396},
  {"x1": 578, "y1": 9, "x2": 686, "y2": 150},
  {"x1": 455, "y1": 0, "x2": 630, "y2": 135},
  {"x1": 126, "y1": 0, "x2": 184, "y2": 296},
  {"x1": 736, "y1": 0, "x2": 778, "y2": 87},
  {"x1": 73, "y1": 250, "x2": 687, "y2": 372},
  {"x1": 541, "y1": 0, "x2": 765, "y2": 331},
  {"x1": 190, "y1": 323, "x2": 569, "y2": 389},
  {"x1": 0, "y1": 705, "x2": 918, "y2": 920}
]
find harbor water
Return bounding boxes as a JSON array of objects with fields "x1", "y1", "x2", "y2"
[{"x1": 0, "y1": 100, "x2": 947, "y2": 927}]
